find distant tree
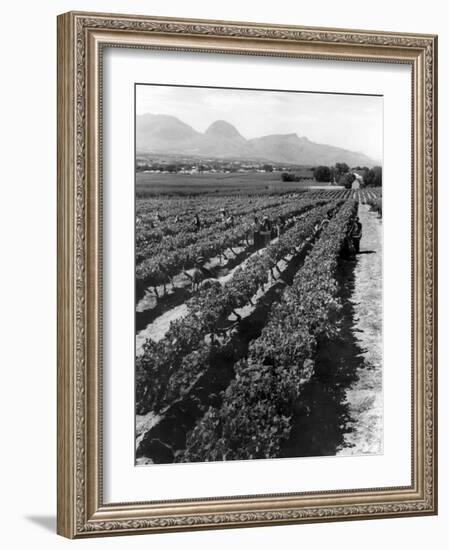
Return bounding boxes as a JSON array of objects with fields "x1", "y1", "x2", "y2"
[
  {"x1": 263, "y1": 164, "x2": 274, "y2": 172},
  {"x1": 339, "y1": 172, "x2": 356, "y2": 189},
  {"x1": 334, "y1": 162, "x2": 350, "y2": 180},
  {"x1": 336, "y1": 162, "x2": 350, "y2": 172},
  {"x1": 365, "y1": 166, "x2": 382, "y2": 187},
  {"x1": 313, "y1": 165, "x2": 332, "y2": 182},
  {"x1": 281, "y1": 172, "x2": 295, "y2": 182}
]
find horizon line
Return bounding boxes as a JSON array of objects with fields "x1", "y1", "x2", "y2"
[{"x1": 136, "y1": 112, "x2": 379, "y2": 164}]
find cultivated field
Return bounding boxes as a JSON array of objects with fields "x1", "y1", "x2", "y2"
[
  {"x1": 135, "y1": 186, "x2": 383, "y2": 464},
  {"x1": 136, "y1": 171, "x2": 315, "y2": 196}
]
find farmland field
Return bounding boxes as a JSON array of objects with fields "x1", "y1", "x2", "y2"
[
  {"x1": 136, "y1": 171, "x2": 316, "y2": 196},
  {"x1": 135, "y1": 185, "x2": 383, "y2": 464}
]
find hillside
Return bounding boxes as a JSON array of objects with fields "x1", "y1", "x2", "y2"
[{"x1": 136, "y1": 113, "x2": 377, "y2": 167}]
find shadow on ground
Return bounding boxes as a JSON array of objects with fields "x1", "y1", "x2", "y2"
[
  {"x1": 281, "y1": 254, "x2": 366, "y2": 458},
  {"x1": 135, "y1": 246, "x2": 255, "y2": 332},
  {"x1": 25, "y1": 515, "x2": 56, "y2": 533},
  {"x1": 136, "y1": 236, "x2": 320, "y2": 463}
]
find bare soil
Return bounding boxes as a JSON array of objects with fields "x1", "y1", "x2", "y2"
[
  {"x1": 282, "y1": 203, "x2": 383, "y2": 459},
  {"x1": 338, "y1": 203, "x2": 383, "y2": 455}
]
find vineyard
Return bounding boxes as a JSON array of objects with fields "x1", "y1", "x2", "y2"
[{"x1": 135, "y1": 187, "x2": 383, "y2": 464}]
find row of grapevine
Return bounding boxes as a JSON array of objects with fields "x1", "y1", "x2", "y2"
[
  {"x1": 136, "y1": 192, "x2": 299, "y2": 223},
  {"x1": 136, "y1": 201, "x2": 341, "y2": 415},
  {"x1": 136, "y1": 190, "x2": 349, "y2": 255},
  {"x1": 365, "y1": 188, "x2": 382, "y2": 216},
  {"x1": 366, "y1": 197, "x2": 382, "y2": 217},
  {"x1": 308, "y1": 189, "x2": 349, "y2": 200},
  {"x1": 179, "y1": 199, "x2": 358, "y2": 462},
  {"x1": 351, "y1": 188, "x2": 382, "y2": 216},
  {"x1": 136, "y1": 190, "x2": 351, "y2": 259},
  {"x1": 136, "y1": 194, "x2": 293, "y2": 247},
  {"x1": 136, "y1": 197, "x2": 332, "y2": 299},
  {"x1": 136, "y1": 196, "x2": 301, "y2": 263}
]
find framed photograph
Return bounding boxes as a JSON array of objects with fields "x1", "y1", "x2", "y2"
[{"x1": 57, "y1": 11, "x2": 438, "y2": 538}]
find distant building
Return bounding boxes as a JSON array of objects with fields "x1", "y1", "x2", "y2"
[{"x1": 351, "y1": 172, "x2": 364, "y2": 189}]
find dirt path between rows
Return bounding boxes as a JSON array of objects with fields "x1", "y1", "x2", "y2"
[
  {"x1": 135, "y1": 238, "x2": 281, "y2": 353},
  {"x1": 338, "y1": 203, "x2": 383, "y2": 455}
]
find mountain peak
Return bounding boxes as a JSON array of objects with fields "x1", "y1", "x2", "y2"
[
  {"x1": 136, "y1": 113, "x2": 376, "y2": 166},
  {"x1": 205, "y1": 120, "x2": 243, "y2": 139},
  {"x1": 137, "y1": 113, "x2": 200, "y2": 143}
]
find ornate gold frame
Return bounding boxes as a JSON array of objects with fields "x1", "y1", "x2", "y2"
[{"x1": 57, "y1": 11, "x2": 438, "y2": 538}]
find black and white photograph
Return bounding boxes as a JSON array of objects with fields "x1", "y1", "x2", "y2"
[{"x1": 134, "y1": 83, "x2": 383, "y2": 465}]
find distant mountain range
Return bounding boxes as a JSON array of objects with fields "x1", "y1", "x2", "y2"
[{"x1": 136, "y1": 113, "x2": 377, "y2": 167}]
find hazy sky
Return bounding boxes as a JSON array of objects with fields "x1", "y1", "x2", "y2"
[{"x1": 136, "y1": 84, "x2": 383, "y2": 162}]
